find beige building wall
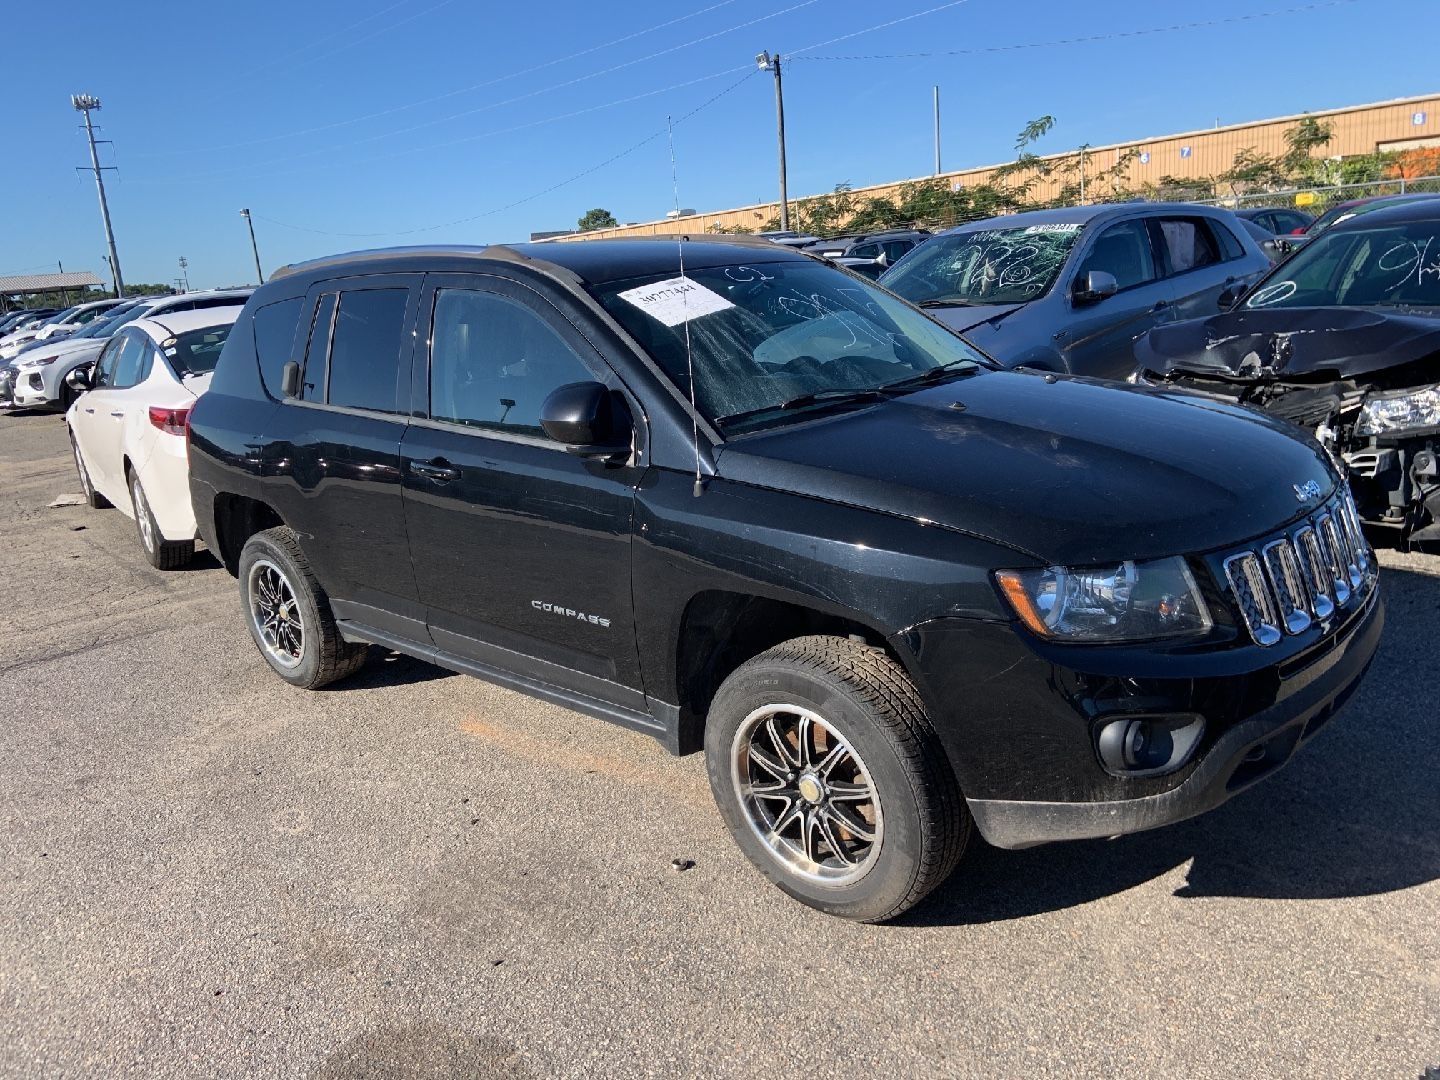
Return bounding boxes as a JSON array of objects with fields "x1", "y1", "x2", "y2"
[{"x1": 555, "y1": 93, "x2": 1440, "y2": 242}]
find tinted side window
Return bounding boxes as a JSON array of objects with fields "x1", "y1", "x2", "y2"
[
  {"x1": 1159, "y1": 218, "x2": 1221, "y2": 274},
  {"x1": 850, "y1": 243, "x2": 880, "y2": 258},
  {"x1": 1214, "y1": 220, "x2": 1245, "y2": 261},
  {"x1": 111, "y1": 333, "x2": 149, "y2": 389},
  {"x1": 1078, "y1": 220, "x2": 1157, "y2": 290},
  {"x1": 300, "y1": 294, "x2": 337, "y2": 401},
  {"x1": 882, "y1": 240, "x2": 913, "y2": 261},
  {"x1": 430, "y1": 289, "x2": 596, "y2": 436},
  {"x1": 93, "y1": 335, "x2": 125, "y2": 387},
  {"x1": 324, "y1": 288, "x2": 409, "y2": 413},
  {"x1": 253, "y1": 296, "x2": 304, "y2": 398}
]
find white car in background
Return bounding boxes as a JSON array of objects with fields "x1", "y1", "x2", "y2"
[
  {"x1": 66, "y1": 307, "x2": 242, "y2": 570},
  {"x1": 31, "y1": 297, "x2": 125, "y2": 341}
]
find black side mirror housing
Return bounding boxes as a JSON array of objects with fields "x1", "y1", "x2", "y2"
[
  {"x1": 1217, "y1": 283, "x2": 1246, "y2": 311},
  {"x1": 1073, "y1": 269, "x2": 1119, "y2": 305},
  {"x1": 539, "y1": 381, "x2": 631, "y2": 458},
  {"x1": 64, "y1": 365, "x2": 92, "y2": 392},
  {"x1": 280, "y1": 360, "x2": 300, "y2": 397}
]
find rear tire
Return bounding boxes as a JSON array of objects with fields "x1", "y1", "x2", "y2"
[
  {"x1": 129, "y1": 470, "x2": 194, "y2": 570},
  {"x1": 70, "y1": 432, "x2": 110, "y2": 509},
  {"x1": 237, "y1": 526, "x2": 369, "y2": 689},
  {"x1": 704, "y1": 635, "x2": 970, "y2": 922}
]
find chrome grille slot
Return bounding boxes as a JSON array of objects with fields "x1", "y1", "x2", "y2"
[
  {"x1": 1317, "y1": 513, "x2": 1351, "y2": 605},
  {"x1": 1261, "y1": 540, "x2": 1312, "y2": 635},
  {"x1": 1339, "y1": 488, "x2": 1370, "y2": 581},
  {"x1": 1224, "y1": 552, "x2": 1282, "y2": 646},
  {"x1": 1293, "y1": 526, "x2": 1335, "y2": 620}
]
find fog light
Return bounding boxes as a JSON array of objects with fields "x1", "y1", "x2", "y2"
[{"x1": 1096, "y1": 713, "x2": 1205, "y2": 778}]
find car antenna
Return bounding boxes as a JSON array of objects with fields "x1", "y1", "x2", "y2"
[{"x1": 668, "y1": 114, "x2": 707, "y2": 498}]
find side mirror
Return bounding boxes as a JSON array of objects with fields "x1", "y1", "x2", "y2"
[
  {"x1": 539, "y1": 381, "x2": 631, "y2": 458},
  {"x1": 64, "y1": 366, "x2": 92, "y2": 392},
  {"x1": 874, "y1": 250, "x2": 890, "y2": 268},
  {"x1": 280, "y1": 360, "x2": 300, "y2": 397},
  {"x1": 1073, "y1": 269, "x2": 1119, "y2": 305},
  {"x1": 1217, "y1": 283, "x2": 1246, "y2": 311}
]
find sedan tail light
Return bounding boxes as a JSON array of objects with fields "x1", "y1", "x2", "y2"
[{"x1": 148, "y1": 405, "x2": 191, "y2": 436}]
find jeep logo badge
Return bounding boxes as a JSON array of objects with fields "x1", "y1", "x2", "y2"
[{"x1": 1293, "y1": 480, "x2": 1322, "y2": 503}]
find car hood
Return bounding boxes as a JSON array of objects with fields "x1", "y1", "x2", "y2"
[
  {"x1": 14, "y1": 336, "x2": 104, "y2": 366},
  {"x1": 1134, "y1": 306, "x2": 1440, "y2": 383},
  {"x1": 715, "y1": 370, "x2": 1337, "y2": 565}
]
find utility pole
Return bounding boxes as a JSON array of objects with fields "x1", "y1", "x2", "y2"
[
  {"x1": 178, "y1": 256, "x2": 190, "y2": 292},
  {"x1": 756, "y1": 52, "x2": 790, "y2": 231},
  {"x1": 71, "y1": 94, "x2": 124, "y2": 298},
  {"x1": 239, "y1": 209, "x2": 264, "y2": 284},
  {"x1": 933, "y1": 86, "x2": 942, "y2": 176}
]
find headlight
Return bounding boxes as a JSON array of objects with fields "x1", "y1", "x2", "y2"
[
  {"x1": 1355, "y1": 384, "x2": 1440, "y2": 436},
  {"x1": 996, "y1": 557, "x2": 1213, "y2": 643},
  {"x1": 25, "y1": 355, "x2": 59, "y2": 368}
]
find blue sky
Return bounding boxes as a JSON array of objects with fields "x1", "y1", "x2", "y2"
[{"x1": 2, "y1": 0, "x2": 1436, "y2": 289}]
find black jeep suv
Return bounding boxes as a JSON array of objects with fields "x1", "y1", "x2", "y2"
[{"x1": 189, "y1": 239, "x2": 1383, "y2": 921}]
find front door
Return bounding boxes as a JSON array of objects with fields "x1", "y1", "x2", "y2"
[
  {"x1": 73, "y1": 328, "x2": 149, "y2": 501},
  {"x1": 1058, "y1": 217, "x2": 1176, "y2": 380},
  {"x1": 399, "y1": 273, "x2": 645, "y2": 709}
]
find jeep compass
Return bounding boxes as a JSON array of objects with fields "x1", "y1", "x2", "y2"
[{"x1": 185, "y1": 239, "x2": 1383, "y2": 921}]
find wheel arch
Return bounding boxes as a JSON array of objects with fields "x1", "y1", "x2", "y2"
[{"x1": 210, "y1": 492, "x2": 287, "y2": 577}]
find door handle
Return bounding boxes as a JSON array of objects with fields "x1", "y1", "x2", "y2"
[
  {"x1": 84, "y1": 407, "x2": 95, "y2": 414},
  {"x1": 1152, "y1": 300, "x2": 1169, "y2": 311},
  {"x1": 109, "y1": 410, "x2": 125, "y2": 418},
  {"x1": 410, "y1": 459, "x2": 460, "y2": 482}
]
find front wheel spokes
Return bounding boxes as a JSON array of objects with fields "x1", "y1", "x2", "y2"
[
  {"x1": 815, "y1": 740, "x2": 854, "y2": 779},
  {"x1": 799, "y1": 808, "x2": 821, "y2": 864},
  {"x1": 827, "y1": 779, "x2": 872, "y2": 802},
  {"x1": 768, "y1": 800, "x2": 804, "y2": 841},
  {"x1": 748, "y1": 742, "x2": 791, "y2": 784},
  {"x1": 812, "y1": 807, "x2": 857, "y2": 865},
  {"x1": 821, "y1": 802, "x2": 876, "y2": 844},
  {"x1": 764, "y1": 715, "x2": 803, "y2": 770}
]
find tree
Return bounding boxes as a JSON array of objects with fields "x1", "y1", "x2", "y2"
[{"x1": 577, "y1": 208, "x2": 619, "y2": 231}]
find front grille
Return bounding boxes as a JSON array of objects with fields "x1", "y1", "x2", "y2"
[{"x1": 1222, "y1": 485, "x2": 1375, "y2": 647}]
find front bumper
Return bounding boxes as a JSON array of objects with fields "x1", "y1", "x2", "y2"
[{"x1": 967, "y1": 587, "x2": 1383, "y2": 848}]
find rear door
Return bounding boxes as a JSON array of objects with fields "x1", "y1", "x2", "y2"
[
  {"x1": 264, "y1": 275, "x2": 425, "y2": 636},
  {"x1": 399, "y1": 272, "x2": 646, "y2": 708},
  {"x1": 1058, "y1": 216, "x2": 1175, "y2": 380},
  {"x1": 1152, "y1": 214, "x2": 1243, "y2": 321}
]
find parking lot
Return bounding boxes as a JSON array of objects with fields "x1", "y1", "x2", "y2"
[{"x1": 1, "y1": 408, "x2": 1437, "y2": 1078}]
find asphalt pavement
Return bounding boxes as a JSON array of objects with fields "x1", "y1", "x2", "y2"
[{"x1": 2, "y1": 410, "x2": 1437, "y2": 1079}]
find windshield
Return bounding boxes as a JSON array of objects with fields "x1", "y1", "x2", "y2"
[
  {"x1": 879, "y1": 224, "x2": 1084, "y2": 306},
  {"x1": 76, "y1": 305, "x2": 139, "y2": 339},
  {"x1": 161, "y1": 323, "x2": 234, "y2": 377},
  {"x1": 1245, "y1": 218, "x2": 1440, "y2": 310},
  {"x1": 590, "y1": 260, "x2": 990, "y2": 433}
]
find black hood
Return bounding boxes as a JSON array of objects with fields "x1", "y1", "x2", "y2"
[
  {"x1": 716, "y1": 370, "x2": 1337, "y2": 566},
  {"x1": 1135, "y1": 306, "x2": 1440, "y2": 382}
]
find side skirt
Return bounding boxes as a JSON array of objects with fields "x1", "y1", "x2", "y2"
[{"x1": 337, "y1": 619, "x2": 682, "y2": 751}]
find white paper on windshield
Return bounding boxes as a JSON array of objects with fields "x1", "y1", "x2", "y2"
[{"x1": 616, "y1": 275, "x2": 734, "y2": 327}]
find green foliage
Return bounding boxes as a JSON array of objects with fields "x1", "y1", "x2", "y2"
[{"x1": 577, "y1": 208, "x2": 619, "y2": 232}]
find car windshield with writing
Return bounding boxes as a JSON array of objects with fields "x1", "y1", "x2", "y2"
[
  {"x1": 590, "y1": 260, "x2": 990, "y2": 434},
  {"x1": 1245, "y1": 218, "x2": 1440, "y2": 311},
  {"x1": 880, "y1": 224, "x2": 1085, "y2": 307},
  {"x1": 162, "y1": 324, "x2": 235, "y2": 378}
]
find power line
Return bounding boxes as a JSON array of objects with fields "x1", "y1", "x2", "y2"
[
  {"x1": 251, "y1": 69, "x2": 761, "y2": 239},
  {"x1": 134, "y1": 0, "x2": 778, "y2": 159},
  {"x1": 791, "y1": 0, "x2": 1362, "y2": 60},
  {"x1": 230, "y1": 0, "x2": 415, "y2": 80},
  {"x1": 784, "y1": 0, "x2": 975, "y2": 59}
]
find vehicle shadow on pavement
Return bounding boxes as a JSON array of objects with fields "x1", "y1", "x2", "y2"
[
  {"x1": 331, "y1": 647, "x2": 459, "y2": 691},
  {"x1": 907, "y1": 562, "x2": 1440, "y2": 927}
]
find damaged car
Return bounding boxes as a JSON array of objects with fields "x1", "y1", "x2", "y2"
[{"x1": 1133, "y1": 200, "x2": 1440, "y2": 548}]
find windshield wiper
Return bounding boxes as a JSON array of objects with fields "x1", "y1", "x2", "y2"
[
  {"x1": 917, "y1": 298, "x2": 979, "y2": 308},
  {"x1": 715, "y1": 388, "x2": 888, "y2": 428},
  {"x1": 881, "y1": 359, "x2": 981, "y2": 391}
]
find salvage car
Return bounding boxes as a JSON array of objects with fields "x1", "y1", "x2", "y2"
[
  {"x1": 879, "y1": 204, "x2": 1270, "y2": 379},
  {"x1": 1133, "y1": 199, "x2": 1440, "y2": 548},
  {"x1": 186, "y1": 238, "x2": 1382, "y2": 921},
  {"x1": 66, "y1": 307, "x2": 242, "y2": 569}
]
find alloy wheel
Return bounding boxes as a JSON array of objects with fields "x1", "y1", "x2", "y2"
[
  {"x1": 131, "y1": 477, "x2": 156, "y2": 553},
  {"x1": 247, "y1": 558, "x2": 304, "y2": 669},
  {"x1": 730, "y1": 704, "x2": 884, "y2": 886}
]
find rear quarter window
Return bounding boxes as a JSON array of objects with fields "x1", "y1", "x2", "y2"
[{"x1": 253, "y1": 297, "x2": 304, "y2": 399}]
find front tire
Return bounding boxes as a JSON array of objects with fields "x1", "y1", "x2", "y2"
[
  {"x1": 237, "y1": 526, "x2": 369, "y2": 689},
  {"x1": 129, "y1": 470, "x2": 194, "y2": 570},
  {"x1": 705, "y1": 636, "x2": 970, "y2": 922}
]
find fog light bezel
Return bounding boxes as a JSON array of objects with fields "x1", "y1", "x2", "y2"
[{"x1": 1094, "y1": 712, "x2": 1206, "y2": 779}]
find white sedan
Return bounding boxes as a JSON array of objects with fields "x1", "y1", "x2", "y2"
[{"x1": 66, "y1": 307, "x2": 242, "y2": 569}]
